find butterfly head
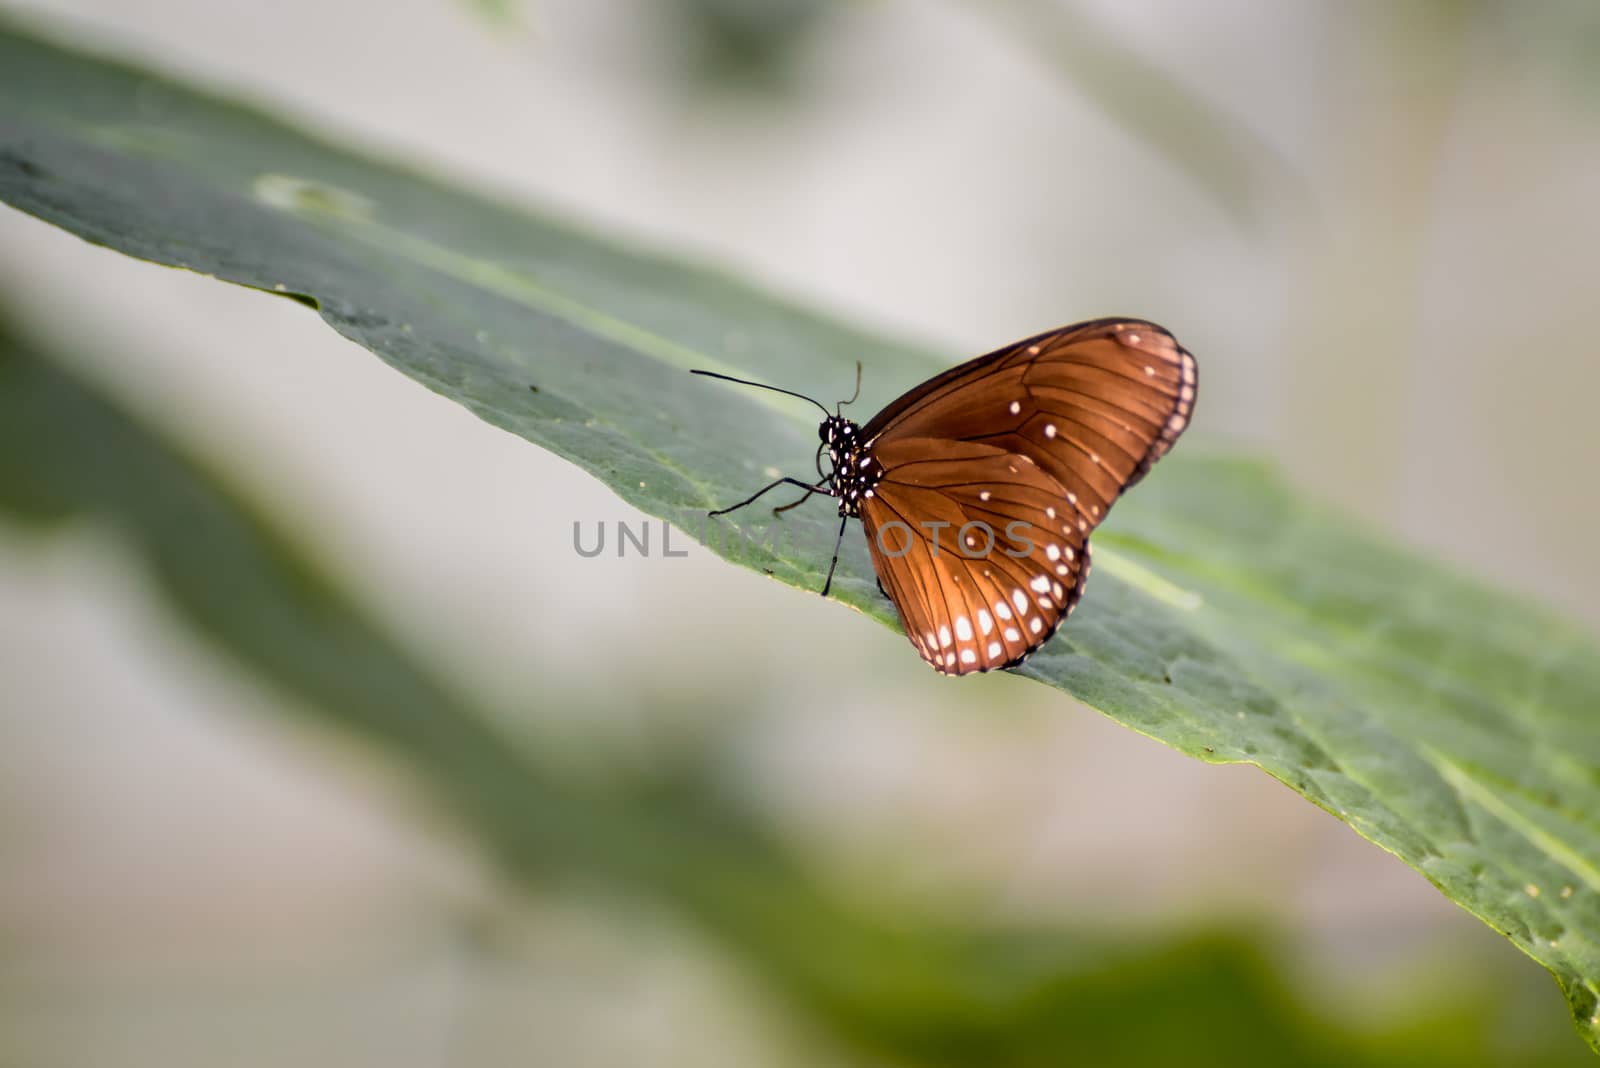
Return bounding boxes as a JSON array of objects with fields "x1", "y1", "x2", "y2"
[{"x1": 819, "y1": 414, "x2": 857, "y2": 446}]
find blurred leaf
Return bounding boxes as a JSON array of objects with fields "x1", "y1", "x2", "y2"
[
  {"x1": 0, "y1": 17, "x2": 1598, "y2": 1052},
  {"x1": 960, "y1": 0, "x2": 1305, "y2": 231},
  {"x1": 1478, "y1": 0, "x2": 1600, "y2": 112},
  {"x1": 8, "y1": 322, "x2": 1593, "y2": 1067},
  {"x1": 461, "y1": 0, "x2": 522, "y2": 27},
  {"x1": 654, "y1": 0, "x2": 837, "y2": 93}
]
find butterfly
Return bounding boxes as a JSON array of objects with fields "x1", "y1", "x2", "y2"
[{"x1": 694, "y1": 318, "x2": 1197, "y2": 675}]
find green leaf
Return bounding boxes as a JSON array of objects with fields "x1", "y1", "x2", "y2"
[
  {"x1": 1, "y1": 324, "x2": 1590, "y2": 1067},
  {"x1": 1, "y1": 18, "x2": 1597, "y2": 1051}
]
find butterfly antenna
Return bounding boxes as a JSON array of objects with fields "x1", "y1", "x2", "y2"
[
  {"x1": 837, "y1": 361, "x2": 862, "y2": 413},
  {"x1": 690, "y1": 369, "x2": 830, "y2": 417}
]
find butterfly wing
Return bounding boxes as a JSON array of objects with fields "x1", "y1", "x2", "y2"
[
  {"x1": 860, "y1": 319, "x2": 1196, "y2": 675},
  {"x1": 861, "y1": 439, "x2": 1091, "y2": 674}
]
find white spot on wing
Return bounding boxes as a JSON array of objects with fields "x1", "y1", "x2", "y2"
[
  {"x1": 1046, "y1": 544, "x2": 1060, "y2": 561},
  {"x1": 1009, "y1": 400, "x2": 1021, "y2": 415},
  {"x1": 938, "y1": 625, "x2": 952, "y2": 648},
  {"x1": 1044, "y1": 424, "x2": 1057, "y2": 438},
  {"x1": 1030, "y1": 575, "x2": 1051, "y2": 593},
  {"x1": 1004, "y1": 627, "x2": 1021, "y2": 642},
  {"x1": 1030, "y1": 616, "x2": 1043, "y2": 634},
  {"x1": 987, "y1": 641, "x2": 1002, "y2": 658},
  {"x1": 978, "y1": 609, "x2": 994, "y2": 636},
  {"x1": 1011, "y1": 588, "x2": 1029, "y2": 613},
  {"x1": 955, "y1": 616, "x2": 973, "y2": 641},
  {"x1": 960, "y1": 648, "x2": 977, "y2": 665},
  {"x1": 995, "y1": 599, "x2": 1012, "y2": 621}
]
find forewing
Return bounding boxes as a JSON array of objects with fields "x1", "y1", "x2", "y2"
[{"x1": 862, "y1": 319, "x2": 1198, "y2": 519}]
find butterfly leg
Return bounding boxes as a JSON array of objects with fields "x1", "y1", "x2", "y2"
[
  {"x1": 773, "y1": 489, "x2": 816, "y2": 515},
  {"x1": 820, "y1": 513, "x2": 849, "y2": 598},
  {"x1": 771, "y1": 438, "x2": 838, "y2": 511},
  {"x1": 708, "y1": 477, "x2": 833, "y2": 517},
  {"x1": 773, "y1": 471, "x2": 834, "y2": 516}
]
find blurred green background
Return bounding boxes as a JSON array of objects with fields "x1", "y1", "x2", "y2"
[{"x1": 2, "y1": 1, "x2": 1598, "y2": 1064}]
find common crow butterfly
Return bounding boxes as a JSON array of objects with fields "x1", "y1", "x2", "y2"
[{"x1": 694, "y1": 319, "x2": 1197, "y2": 675}]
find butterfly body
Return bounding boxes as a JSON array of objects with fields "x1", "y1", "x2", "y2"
[
  {"x1": 698, "y1": 318, "x2": 1196, "y2": 676},
  {"x1": 820, "y1": 415, "x2": 882, "y2": 517}
]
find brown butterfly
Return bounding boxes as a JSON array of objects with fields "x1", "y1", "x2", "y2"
[{"x1": 695, "y1": 318, "x2": 1197, "y2": 675}]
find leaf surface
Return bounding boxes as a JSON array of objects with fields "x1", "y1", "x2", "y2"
[{"x1": 2, "y1": 19, "x2": 1596, "y2": 1048}]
